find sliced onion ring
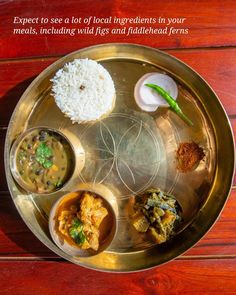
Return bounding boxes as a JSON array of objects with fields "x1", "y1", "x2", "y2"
[{"x1": 134, "y1": 73, "x2": 178, "y2": 112}]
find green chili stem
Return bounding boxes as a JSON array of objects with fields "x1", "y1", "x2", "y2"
[{"x1": 145, "y1": 83, "x2": 194, "y2": 126}]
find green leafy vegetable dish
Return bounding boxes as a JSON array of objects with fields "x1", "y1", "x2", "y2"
[
  {"x1": 132, "y1": 188, "x2": 182, "y2": 244},
  {"x1": 15, "y1": 128, "x2": 74, "y2": 193}
]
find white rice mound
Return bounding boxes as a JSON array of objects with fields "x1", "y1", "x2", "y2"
[{"x1": 51, "y1": 58, "x2": 115, "y2": 123}]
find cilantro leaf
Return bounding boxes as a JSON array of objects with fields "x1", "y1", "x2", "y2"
[
  {"x1": 69, "y1": 228, "x2": 79, "y2": 240},
  {"x1": 36, "y1": 155, "x2": 45, "y2": 164},
  {"x1": 72, "y1": 218, "x2": 83, "y2": 228},
  {"x1": 35, "y1": 143, "x2": 53, "y2": 169},
  {"x1": 69, "y1": 229, "x2": 86, "y2": 245},
  {"x1": 75, "y1": 231, "x2": 86, "y2": 244},
  {"x1": 36, "y1": 143, "x2": 52, "y2": 158},
  {"x1": 69, "y1": 218, "x2": 86, "y2": 245},
  {"x1": 43, "y1": 159, "x2": 53, "y2": 169}
]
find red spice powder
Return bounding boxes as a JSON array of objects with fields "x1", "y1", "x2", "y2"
[{"x1": 176, "y1": 142, "x2": 205, "y2": 172}]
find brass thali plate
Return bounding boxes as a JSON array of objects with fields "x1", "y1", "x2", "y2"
[{"x1": 4, "y1": 44, "x2": 235, "y2": 272}]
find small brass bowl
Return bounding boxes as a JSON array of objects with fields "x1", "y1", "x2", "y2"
[
  {"x1": 9, "y1": 126, "x2": 82, "y2": 195},
  {"x1": 49, "y1": 183, "x2": 118, "y2": 257}
]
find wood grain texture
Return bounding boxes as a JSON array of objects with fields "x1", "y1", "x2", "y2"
[
  {"x1": 0, "y1": 58, "x2": 56, "y2": 127},
  {"x1": 0, "y1": 129, "x2": 7, "y2": 192},
  {"x1": 170, "y1": 48, "x2": 236, "y2": 117},
  {"x1": 1, "y1": 259, "x2": 236, "y2": 294},
  {"x1": 0, "y1": 191, "x2": 54, "y2": 258},
  {"x1": 1, "y1": 0, "x2": 236, "y2": 59},
  {"x1": 185, "y1": 189, "x2": 236, "y2": 256},
  {"x1": 0, "y1": 190, "x2": 236, "y2": 258},
  {"x1": 0, "y1": 48, "x2": 236, "y2": 127}
]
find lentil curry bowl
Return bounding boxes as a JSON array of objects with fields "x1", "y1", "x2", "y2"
[{"x1": 10, "y1": 127, "x2": 75, "y2": 194}]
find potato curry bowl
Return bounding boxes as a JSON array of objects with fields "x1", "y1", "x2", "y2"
[
  {"x1": 10, "y1": 127, "x2": 75, "y2": 194},
  {"x1": 49, "y1": 189, "x2": 117, "y2": 257}
]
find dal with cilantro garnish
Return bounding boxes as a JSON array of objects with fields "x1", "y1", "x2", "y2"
[{"x1": 16, "y1": 129, "x2": 74, "y2": 193}]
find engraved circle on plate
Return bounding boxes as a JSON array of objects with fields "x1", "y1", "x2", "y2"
[{"x1": 79, "y1": 113, "x2": 161, "y2": 198}]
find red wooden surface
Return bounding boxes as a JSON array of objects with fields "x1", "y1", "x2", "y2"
[
  {"x1": 0, "y1": 260, "x2": 236, "y2": 295},
  {"x1": 0, "y1": 0, "x2": 236, "y2": 58},
  {"x1": 1, "y1": 0, "x2": 236, "y2": 294}
]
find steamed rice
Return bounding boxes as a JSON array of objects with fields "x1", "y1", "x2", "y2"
[{"x1": 51, "y1": 59, "x2": 115, "y2": 123}]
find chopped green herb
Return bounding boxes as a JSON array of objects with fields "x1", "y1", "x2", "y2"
[
  {"x1": 35, "y1": 143, "x2": 53, "y2": 169},
  {"x1": 69, "y1": 218, "x2": 86, "y2": 245},
  {"x1": 72, "y1": 218, "x2": 83, "y2": 228},
  {"x1": 35, "y1": 155, "x2": 45, "y2": 165},
  {"x1": 69, "y1": 228, "x2": 86, "y2": 244},
  {"x1": 55, "y1": 180, "x2": 63, "y2": 188},
  {"x1": 69, "y1": 228, "x2": 79, "y2": 239},
  {"x1": 43, "y1": 159, "x2": 53, "y2": 169},
  {"x1": 75, "y1": 231, "x2": 86, "y2": 244},
  {"x1": 36, "y1": 143, "x2": 52, "y2": 158}
]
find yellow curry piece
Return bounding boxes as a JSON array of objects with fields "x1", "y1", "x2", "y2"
[{"x1": 58, "y1": 191, "x2": 108, "y2": 251}]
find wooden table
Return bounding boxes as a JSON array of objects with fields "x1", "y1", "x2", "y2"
[{"x1": 0, "y1": 1, "x2": 236, "y2": 294}]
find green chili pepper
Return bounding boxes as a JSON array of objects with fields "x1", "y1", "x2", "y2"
[{"x1": 145, "y1": 83, "x2": 194, "y2": 126}]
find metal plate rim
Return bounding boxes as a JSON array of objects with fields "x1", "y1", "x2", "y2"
[{"x1": 4, "y1": 43, "x2": 235, "y2": 272}]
